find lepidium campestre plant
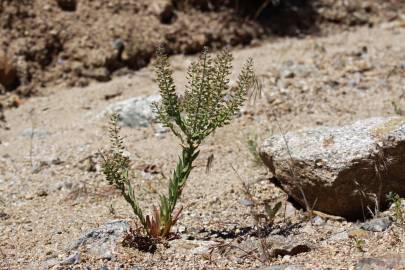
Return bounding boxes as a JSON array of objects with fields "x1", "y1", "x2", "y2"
[{"x1": 102, "y1": 47, "x2": 257, "y2": 239}]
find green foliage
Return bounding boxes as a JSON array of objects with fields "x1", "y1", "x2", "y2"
[
  {"x1": 387, "y1": 192, "x2": 403, "y2": 222},
  {"x1": 102, "y1": 48, "x2": 257, "y2": 239},
  {"x1": 246, "y1": 132, "x2": 263, "y2": 166},
  {"x1": 237, "y1": 163, "x2": 282, "y2": 226},
  {"x1": 101, "y1": 113, "x2": 147, "y2": 229},
  {"x1": 352, "y1": 237, "x2": 366, "y2": 252},
  {"x1": 154, "y1": 47, "x2": 254, "y2": 146},
  {"x1": 392, "y1": 101, "x2": 404, "y2": 116},
  {"x1": 264, "y1": 201, "x2": 282, "y2": 222}
]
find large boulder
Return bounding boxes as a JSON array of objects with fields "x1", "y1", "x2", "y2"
[{"x1": 260, "y1": 117, "x2": 405, "y2": 218}]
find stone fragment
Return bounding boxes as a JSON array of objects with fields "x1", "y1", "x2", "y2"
[
  {"x1": 154, "y1": 124, "x2": 169, "y2": 138},
  {"x1": 169, "y1": 239, "x2": 217, "y2": 256},
  {"x1": 81, "y1": 67, "x2": 111, "y2": 82},
  {"x1": 299, "y1": 223, "x2": 315, "y2": 235},
  {"x1": 268, "y1": 235, "x2": 311, "y2": 257},
  {"x1": 42, "y1": 258, "x2": 60, "y2": 268},
  {"x1": 262, "y1": 264, "x2": 305, "y2": 270},
  {"x1": 360, "y1": 217, "x2": 392, "y2": 232},
  {"x1": 129, "y1": 265, "x2": 144, "y2": 270},
  {"x1": 356, "y1": 254, "x2": 405, "y2": 270},
  {"x1": 284, "y1": 202, "x2": 298, "y2": 218},
  {"x1": 19, "y1": 128, "x2": 49, "y2": 139},
  {"x1": 312, "y1": 216, "x2": 325, "y2": 226},
  {"x1": 99, "y1": 95, "x2": 160, "y2": 128},
  {"x1": 328, "y1": 231, "x2": 349, "y2": 242},
  {"x1": 239, "y1": 199, "x2": 254, "y2": 207},
  {"x1": 260, "y1": 117, "x2": 405, "y2": 218},
  {"x1": 60, "y1": 251, "x2": 80, "y2": 265},
  {"x1": 70, "y1": 220, "x2": 129, "y2": 260}
]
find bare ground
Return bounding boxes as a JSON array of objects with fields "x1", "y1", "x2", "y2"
[
  {"x1": 0, "y1": 17, "x2": 405, "y2": 270},
  {"x1": 0, "y1": 0, "x2": 400, "y2": 97}
]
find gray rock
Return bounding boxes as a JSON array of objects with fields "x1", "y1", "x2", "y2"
[
  {"x1": 190, "y1": 240, "x2": 217, "y2": 255},
  {"x1": 262, "y1": 264, "x2": 305, "y2": 270},
  {"x1": 53, "y1": 180, "x2": 73, "y2": 191},
  {"x1": 284, "y1": 202, "x2": 298, "y2": 219},
  {"x1": 60, "y1": 251, "x2": 80, "y2": 265},
  {"x1": 260, "y1": 117, "x2": 405, "y2": 218},
  {"x1": 239, "y1": 199, "x2": 254, "y2": 207},
  {"x1": 279, "y1": 62, "x2": 317, "y2": 79},
  {"x1": 268, "y1": 235, "x2": 311, "y2": 257},
  {"x1": 41, "y1": 258, "x2": 60, "y2": 268},
  {"x1": 154, "y1": 124, "x2": 169, "y2": 138},
  {"x1": 169, "y1": 239, "x2": 217, "y2": 256},
  {"x1": 81, "y1": 67, "x2": 111, "y2": 82},
  {"x1": 31, "y1": 156, "x2": 63, "y2": 173},
  {"x1": 312, "y1": 216, "x2": 325, "y2": 226},
  {"x1": 177, "y1": 225, "x2": 186, "y2": 233},
  {"x1": 328, "y1": 231, "x2": 349, "y2": 242},
  {"x1": 299, "y1": 223, "x2": 315, "y2": 235},
  {"x1": 20, "y1": 128, "x2": 48, "y2": 139},
  {"x1": 281, "y1": 69, "x2": 295, "y2": 79},
  {"x1": 360, "y1": 217, "x2": 392, "y2": 232},
  {"x1": 70, "y1": 220, "x2": 129, "y2": 260},
  {"x1": 348, "y1": 72, "x2": 362, "y2": 88},
  {"x1": 130, "y1": 265, "x2": 144, "y2": 270},
  {"x1": 293, "y1": 64, "x2": 316, "y2": 78},
  {"x1": 99, "y1": 95, "x2": 161, "y2": 128},
  {"x1": 356, "y1": 254, "x2": 405, "y2": 270}
]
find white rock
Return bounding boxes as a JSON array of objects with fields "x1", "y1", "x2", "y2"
[
  {"x1": 260, "y1": 117, "x2": 405, "y2": 218},
  {"x1": 99, "y1": 95, "x2": 161, "y2": 128}
]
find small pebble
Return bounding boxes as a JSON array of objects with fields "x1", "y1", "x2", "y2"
[
  {"x1": 60, "y1": 251, "x2": 80, "y2": 265},
  {"x1": 360, "y1": 217, "x2": 392, "y2": 232},
  {"x1": 239, "y1": 199, "x2": 254, "y2": 207},
  {"x1": 312, "y1": 216, "x2": 325, "y2": 226}
]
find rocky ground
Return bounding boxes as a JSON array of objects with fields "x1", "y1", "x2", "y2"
[
  {"x1": 0, "y1": 0, "x2": 401, "y2": 99},
  {"x1": 1, "y1": 2, "x2": 405, "y2": 270}
]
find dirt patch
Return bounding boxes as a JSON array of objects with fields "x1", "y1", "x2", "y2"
[{"x1": 0, "y1": 0, "x2": 402, "y2": 100}]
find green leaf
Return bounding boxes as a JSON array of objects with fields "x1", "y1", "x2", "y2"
[{"x1": 265, "y1": 201, "x2": 282, "y2": 221}]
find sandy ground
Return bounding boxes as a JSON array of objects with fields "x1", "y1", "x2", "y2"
[{"x1": 0, "y1": 19, "x2": 405, "y2": 269}]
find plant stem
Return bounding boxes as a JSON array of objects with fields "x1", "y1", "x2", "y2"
[
  {"x1": 158, "y1": 143, "x2": 199, "y2": 237},
  {"x1": 168, "y1": 144, "x2": 199, "y2": 213}
]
